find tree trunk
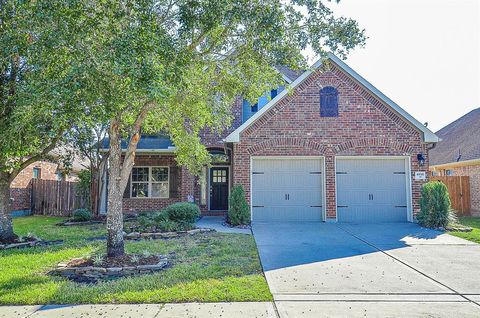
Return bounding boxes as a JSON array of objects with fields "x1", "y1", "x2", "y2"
[
  {"x1": 106, "y1": 121, "x2": 125, "y2": 257},
  {"x1": 0, "y1": 175, "x2": 17, "y2": 243}
]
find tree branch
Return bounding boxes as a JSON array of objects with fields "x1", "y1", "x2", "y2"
[
  {"x1": 119, "y1": 101, "x2": 157, "y2": 190},
  {"x1": 8, "y1": 129, "x2": 65, "y2": 182}
]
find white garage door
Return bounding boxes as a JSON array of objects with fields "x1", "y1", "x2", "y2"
[
  {"x1": 336, "y1": 158, "x2": 409, "y2": 223},
  {"x1": 251, "y1": 158, "x2": 324, "y2": 222}
]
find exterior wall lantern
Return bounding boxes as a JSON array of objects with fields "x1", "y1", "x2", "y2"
[{"x1": 417, "y1": 153, "x2": 426, "y2": 166}]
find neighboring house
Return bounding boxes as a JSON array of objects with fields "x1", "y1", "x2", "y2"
[
  {"x1": 99, "y1": 53, "x2": 439, "y2": 223},
  {"x1": 429, "y1": 108, "x2": 480, "y2": 214},
  {"x1": 10, "y1": 150, "x2": 87, "y2": 216}
]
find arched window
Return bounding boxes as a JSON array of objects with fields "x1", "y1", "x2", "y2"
[{"x1": 320, "y1": 86, "x2": 339, "y2": 117}]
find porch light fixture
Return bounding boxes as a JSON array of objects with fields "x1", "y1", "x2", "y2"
[{"x1": 417, "y1": 153, "x2": 426, "y2": 166}]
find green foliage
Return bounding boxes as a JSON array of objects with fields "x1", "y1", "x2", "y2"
[
  {"x1": 164, "y1": 202, "x2": 201, "y2": 224},
  {"x1": 228, "y1": 185, "x2": 251, "y2": 226},
  {"x1": 1, "y1": 216, "x2": 270, "y2": 304},
  {"x1": 417, "y1": 181, "x2": 453, "y2": 228},
  {"x1": 76, "y1": 170, "x2": 91, "y2": 208},
  {"x1": 134, "y1": 204, "x2": 199, "y2": 232},
  {"x1": 72, "y1": 209, "x2": 92, "y2": 222}
]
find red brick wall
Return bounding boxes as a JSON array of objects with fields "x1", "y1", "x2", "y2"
[
  {"x1": 232, "y1": 63, "x2": 429, "y2": 221},
  {"x1": 122, "y1": 155, "x2": 197, "y2": 213},
  {"x1": 10, "y1": 160, "x2": 78, "y2": 212}
]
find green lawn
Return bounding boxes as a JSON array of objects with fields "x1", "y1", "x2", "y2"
[
  {"x1": 0, "y1": 216, "x2": 271, "y2": 305},
  {"x1": 448, "y1": 217, "x2": 480, "y2": 244}
]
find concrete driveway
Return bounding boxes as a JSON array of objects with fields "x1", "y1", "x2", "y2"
[{"x1": 253, "y1": 222, "x2": 480, "y2": 317}]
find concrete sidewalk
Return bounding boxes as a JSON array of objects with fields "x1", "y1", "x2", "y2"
[{"x1": 3, "y1": 301, "x2": 480, "y2": 317}]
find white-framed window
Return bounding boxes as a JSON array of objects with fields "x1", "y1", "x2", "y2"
[
  {"x1": 32, "y1": 167, "x2": 41, "y2": 179},
  {"x1": 131, "y1": 166, "x2": 169, "y2": 198}
]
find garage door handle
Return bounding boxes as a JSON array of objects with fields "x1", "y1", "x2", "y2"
[
  {"x1": 395, "y1": 205, "x2": 407, "y2": 208},
  {"x1": 337, "y1": 205, "x2": 348, "y2": 208},
  {"x1": 252, "y1": 205, "x2": 264, "y2": 208}
]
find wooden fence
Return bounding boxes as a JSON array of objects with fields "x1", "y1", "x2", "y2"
[
  {"x1": 31, "y1": 179, "x2": 86, "y2": 216},
  {"x1": 431, "y1": 176, "x2": 471, "y2": 215}
]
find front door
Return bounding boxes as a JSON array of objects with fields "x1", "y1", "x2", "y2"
[{"x1": 210, "y1": 167, "x2": 229, "y2": 210}]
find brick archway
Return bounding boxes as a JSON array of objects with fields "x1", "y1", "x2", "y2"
[
  {"x1": 246, "y1": 137, "x2": 329, "y2": 155},
  {"x1": 333, "y1": 137, "x2": 416, "y2": 155}
]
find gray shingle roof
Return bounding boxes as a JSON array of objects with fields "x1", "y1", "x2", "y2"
[
  {"x1": 429, "y1": 108, "x2": 480, "y2": 166},
  {"x1": 276, "y1": 65, "x2": 304, "y2": 82},
  {"x1": 101, "y1": 135, "x2": 174, "y2": 151}
]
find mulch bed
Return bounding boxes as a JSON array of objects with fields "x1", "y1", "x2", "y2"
[
  {"x1": 66, "y1": 254, "x2": 163, "y2": 268},
  {"x1": 51, "y1": 254, "x2": 170, "y2": 283},
  {"x1": 124, "y1": 228, "x2": 215, "y2": 240}
]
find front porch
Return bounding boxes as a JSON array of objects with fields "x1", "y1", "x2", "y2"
[{"x1": 98, "y1": 148, "x2": 232, "y2": 216}]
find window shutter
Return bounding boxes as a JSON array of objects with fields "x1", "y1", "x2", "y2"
[
  {"x1": 169, "y1": 166, "x2": 179, "y2": 198},
  {"x1": 320, "y1": 86, "x2": 339, "y2": 117},
  {"x1": 123, "y1": 177, "x2": 130, "y2": 198}
]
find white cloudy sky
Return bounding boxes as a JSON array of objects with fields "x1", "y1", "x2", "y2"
[{"x1": 309, "y1": 0, "x2": 480, "y2": 132}]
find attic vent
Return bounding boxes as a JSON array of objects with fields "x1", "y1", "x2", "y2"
[{"x1": 320, "y1": 86, "x2": 339, "y2": 117}]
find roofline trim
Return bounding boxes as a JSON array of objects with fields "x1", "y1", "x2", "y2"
[
  {"x1": 99, "y1": 147, "x2": 176, "y2": 153},
  {"x1": 430, "y1": 158, "x2": 480, "y2": 169},
  {"x1": 224, "y1": 53, "x2": 440, "y2": 143}
]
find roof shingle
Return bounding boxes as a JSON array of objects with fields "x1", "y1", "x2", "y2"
[{"x1": 429, "y1": 108, "x2": 480, "y2": 166}]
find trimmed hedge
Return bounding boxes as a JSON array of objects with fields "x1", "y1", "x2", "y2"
[
  {"x1": 72, "y1": 209, "x2": 92, "y2": 222},
  {"x1": 417, "y1": 181, "x2": 454, "y2": 228},
  {"x1": 228, "y1": 185, "x2": 250, "y2": 226},
  {"x1": 164, "y1": 202, "x2": 200, "y2": 223}
]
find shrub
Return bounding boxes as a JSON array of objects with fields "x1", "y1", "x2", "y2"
[
  {"x1": 72, "y1": 208, "x2": 92, "y2": 222},
  {"x1": 228, "y1": 185, "x2": 250, "y2": 226},
  {"x1": 417, "y1": 181, "x2": 453, "y2": 228},
  {"x1": 164, "y1": 202, "x2": 200, "y2": 223}
]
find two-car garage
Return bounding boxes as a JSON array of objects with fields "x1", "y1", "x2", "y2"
[{"x1": 251, "y1": 156, "x2": 411, "y2": 223}]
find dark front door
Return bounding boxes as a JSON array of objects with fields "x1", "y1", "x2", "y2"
[{"x1": 210, "y1": 167, "x2": 229, "y2": 210}]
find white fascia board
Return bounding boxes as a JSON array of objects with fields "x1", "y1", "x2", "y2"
[
  {"x1": 224, "y1": 53, "x2": 439, "y2": 143},
  {"x1": 326, "y1": 53, "x2": 440, "y2": 143}
]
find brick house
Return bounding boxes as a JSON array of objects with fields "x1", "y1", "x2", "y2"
[
  {"x1": 99, "y1": 53, "x2": 439, "y2": 223},
  {"x1": 429, "y1": 108, "x2": 480, "y2": 215},
  {"x1": 10, "y1": 151, "x2": 85, "y2": 216}
]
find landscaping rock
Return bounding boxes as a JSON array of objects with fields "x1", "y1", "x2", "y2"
[
  {"x1": 49, "y1": 257, "x2": 170, "y2": 283},
  {"x1": 0, "y1": 239, "x2": 63, "y2": 250},
  {"x1": 123, "y1": 228, "x2": 215, "y2": 241},
  {"x1": 56, "y1": 220, "x2": 103, "y2": 226}
]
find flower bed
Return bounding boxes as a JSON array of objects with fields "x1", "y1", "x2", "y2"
[
  {"x1": 50, "y1": 254, "x2": 169, "y2": 283},
  {"x1": 124, "y1": 228, "x2": 215, "y2": 240}
]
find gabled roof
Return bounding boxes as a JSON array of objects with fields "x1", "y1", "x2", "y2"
[
  {"x1": 429, "y1": 108, "x2": 480, "y2": 166},
  {"x1": 101, "y1": 135, "x2": 175, "y2": 152},
  {"x1": 225, "y1": 53, "x2": 440, "y2": 143},
  {"x1": 276, "y1": 65, "x2": 304, "y2": 83}
]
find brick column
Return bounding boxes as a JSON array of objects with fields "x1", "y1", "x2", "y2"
[
  {"x1": 325, "y1": 154, "x2": 337, "y2": 221},
  {"x1": 180, "y1": 167, "x2": 195, "y2": 202}
]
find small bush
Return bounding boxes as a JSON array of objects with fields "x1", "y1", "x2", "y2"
[
  {"x1": 228, "y1": 185, "x2": 250, "y2": 226},
  {"x1": 417, "y1": 181, "x2": 453, "y2": 228},
  {"x1": 72, "y1": 209, "x2": 92, "y2": 222},
  {"x1": 164, "y1": 202, "x2": 200, "y2": 223}
]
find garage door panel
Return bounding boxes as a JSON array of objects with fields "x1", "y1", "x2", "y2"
[
  {"x1": 252, "y1": 158, "x2": 323, "y2": 222},
  {"x1": 253, "y1": 206, "x2": 322, "y2": 222},
  {"x1": 336, "y1": 158, "x2": 408, "y2": 223}
]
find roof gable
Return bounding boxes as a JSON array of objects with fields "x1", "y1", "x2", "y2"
[
  {"x1": 429, "y1": 108, "x2": 480, "y2": 166},
  {"x1": 225, "y1": 53, "x2": 439, "y2": 143}
]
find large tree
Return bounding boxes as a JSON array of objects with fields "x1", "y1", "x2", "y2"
[
  {"x1": 0, "y1": 1, "x2": 102, "y2": 241},
  {"x1": 84, "y1": 0, "x2": 366, "y2": 257}
]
